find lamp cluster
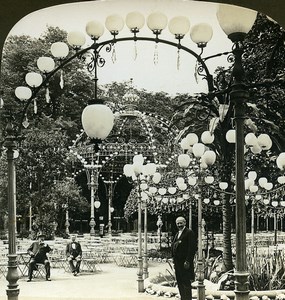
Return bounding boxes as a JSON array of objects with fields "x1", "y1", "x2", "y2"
[
  {"x1": 178, "y1": 131, "x2": 216, "y2": 169},
  {"x1": 244, "y1": 162, "x2": 285, "y2": 207},
  {"x1": 226, "y1": 130, "x2": 272, "y2": 153},
  {"x1": 66, "y1": 4, "x2": 256, "y2": 48},
  {"x1": 123, "y1": 154, "x2": 161, "y2": 183}
]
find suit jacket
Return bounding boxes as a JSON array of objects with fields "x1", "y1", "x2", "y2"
[
  {"x1": 27, "y1": 241, "x2": 52, "y2": 263},
  {"x1": 66, "y1": 241, "x2": 82, "y2": 258},
  {"x1": 172, "y1": 227, "x2": 197, "y2": 280}
]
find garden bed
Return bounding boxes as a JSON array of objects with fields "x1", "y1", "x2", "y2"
[{"x1": 145, "y1": 276, "x2": 285, "y2": 299}]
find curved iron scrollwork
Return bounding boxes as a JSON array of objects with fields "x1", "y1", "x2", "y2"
[
  {"x1": 227, "y1": 53, "x2": 235, "y2": 64},
  {"x1": 86, "y1": 43, "x2": 113, "y2": 73},
  {"x1": 195, "y1": 61, "x2": 211, "y2": 83}
]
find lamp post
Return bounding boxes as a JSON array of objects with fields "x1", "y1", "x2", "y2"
[
  {"x1": 142, "y1": 167, "x2": 161, "y2": 279},
  {"x1": 123, "y1": 154, "x2": 160, "y2": 292},
  {"x1": 3, "y1": 123, "x2": 19, "y2": 300},
  {"x1": 178, "y1": 131, "x2": 216, "y2": 300},
  {"x1": 216, "y1": 5, "x2": 260, "y2": 300},
  {"x1": 107, "y1": 181, "x2": 113, "y2": 236},
  {"x1": 142, "y1": 195, "x2": 148, "y2": 279},
  {"x1": 156, "y1": 215, "x2": 163, "y2": 250},
  {"x1": 104, "y1": 179, "x2": 115, "y2": 236},
  {"x1": 84, "y1": 160, "x2": 102, "y2": 236},
  {"x1": 28, "y1": 200, "x2": 32, "y2": 234}
]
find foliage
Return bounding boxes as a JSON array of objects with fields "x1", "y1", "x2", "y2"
[
  {"x1": 149, "y1": 248, "x2": 285, "y2": 292},
  {"x1": 242, "y1": 13, "x2": 285, "y2": 152},
  {"x1": 247, "y1": 247, "x2": 285, "y2": 291},
  {"x1": 148, "y1": 247, "x2": 172, "y2": 260},
  {"x1": 46, "y1": 179, "x2": 89, "y2": 232}
]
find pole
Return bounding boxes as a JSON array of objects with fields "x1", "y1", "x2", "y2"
[
  {"x1": 137, "y1": 189, "x2": 144, "y2": 292},
  {"x1": 143, "y1": 204, "x2": 148, "y2": 278},
  {"x1": 29, "y1": 200, "x2": 32, "y2": 233},
  {"x1": 4, "y1": 123, "x2": 19, "y2": 300},
  {"x1": 196, "y1": 193, "x2": 205, "y2": 300},
  {"x1": 230, "y1": 41, "x2": 250, "y2": 300},
  {"x1": 108, "y1": 182, "x2": 112, "y2": 236},
  {"x1": 189, "y1": 198, "x2": 192, "y2": 229},
  {"x1": 90, "y1": 167, "x2": 96, "y2": 236},
  {"x1": 274, "y1": 211, "x2": 277, "y2": 245},
  {"x1": 156, "y1": 215, "x2": 163, "y2": 250},
  {"x1": 65, "y1": 207, "x2": 70, "y2": 235},
  {"x1": 251, "y1": 204, "x2": 254, "y2": 248}
]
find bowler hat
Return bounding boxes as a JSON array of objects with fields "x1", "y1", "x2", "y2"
[{"x1": 37, "y1": 232, "x2": 45, "y2": 238}]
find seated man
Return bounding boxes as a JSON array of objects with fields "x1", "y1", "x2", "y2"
[
  {"x1": 66, "y1": 235, "x2": 82, "y2": 276},
  {"x1": 27, "y1": 233, "x2": 52, "y2": 282}
]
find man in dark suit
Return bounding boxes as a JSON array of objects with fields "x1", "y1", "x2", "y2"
[
  {"x1": 27, "y1": 233, "x2": 52, "y2": 282},
  {"x1": 172, "y1": 216, "x2": 197, "y2": 300},
  {"x1": 66, "y1": 235, "x2": 82, "y2": 276}
]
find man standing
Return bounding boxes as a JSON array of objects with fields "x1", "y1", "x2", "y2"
[
  {"x1": 27, "y1": 233, "x2": 52, "y2": 282},
  {"x1": 172, "y1": 216, "x2": 197, "y2": 300},
  {"x1": 66, "y1": 235, "x2": 82, "y2": 276}
]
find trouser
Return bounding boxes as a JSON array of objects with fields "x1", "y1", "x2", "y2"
[
  {"x1": 177, "y1": 280, "x2": 192, "y2": 300},
  {"x1": 68, "y1": 257, "x2": 81, "y2": 273},
  {"x1": 28, "y1": 259, "x2": 50, "y2": 279},
  {"x1": 175, "y1": 268, "x2": 192, "y2": 300}
]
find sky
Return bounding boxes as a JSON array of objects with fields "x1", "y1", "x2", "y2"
[{"x1": 7, "y1": 0, "x2": 241, "y2": 96}]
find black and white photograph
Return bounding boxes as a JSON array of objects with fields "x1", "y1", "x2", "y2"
[{"x1": 1, "y1": 1, "x2": 285, "y2": 299}]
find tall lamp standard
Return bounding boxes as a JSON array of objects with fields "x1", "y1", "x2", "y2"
[
  {"x1": 216, "y1": 5, "x2": 259, "y2": 300},
  {"x1": 141, "y1": 172, "x2": 161, "y2": 279},
  {"x1": 123, "y1": 154, "x2": 160, "y2": 292},
  {"x1": 104, "y1": 179, "x2": 116, "y2": 236},
  {"x1": 178, "y1": 131, "x2": 216, "y2": 300},
  {"x1": 3, "y1": 125, "x2": 19, "y2": 300},
  {"x1": 84, "y1": 159, "x2": 102, "y2": 236}
]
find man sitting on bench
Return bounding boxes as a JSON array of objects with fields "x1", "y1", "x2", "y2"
[{"x1": 27, "y1": 232, "x2": 52, "y2": 282}]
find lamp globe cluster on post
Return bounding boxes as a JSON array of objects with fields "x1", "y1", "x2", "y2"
[
  {"x1": 123, "y1": 154, "x2": 161, "y2": 292},
  {"x1": 178, "y1": 131, "x2": 216, "y2": 300}
]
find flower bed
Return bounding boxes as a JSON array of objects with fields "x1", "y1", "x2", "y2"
[{"x1": 144, "y1": 275, "x2": 285, "y2": 299}]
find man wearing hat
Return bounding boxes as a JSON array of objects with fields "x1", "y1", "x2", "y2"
[
  {"x1": 172, "y1": 216, "x2": 197, "y2": 300},
  {"x1": 27, "y1": 232, "x2": 52, "y2": 282}
]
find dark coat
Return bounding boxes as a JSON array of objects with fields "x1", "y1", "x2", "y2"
[
  {"x1": 66, "y1": 241, "x2": 82, "y2": 258},
  {"x1": 172, "y1": 227, "x2": 197, "y2": 281},
  {"x1": 27, "y1": 241, "x2": 52, "y2": 263}
]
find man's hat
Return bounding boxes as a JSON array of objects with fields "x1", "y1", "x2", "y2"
[{"x1": 37, "y1": 232, "x2": 45, "y2": 238}]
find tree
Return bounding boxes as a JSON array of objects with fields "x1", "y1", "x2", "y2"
[{"x1": 45, "y1": 179, "x2": 89, "y2": 236}]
